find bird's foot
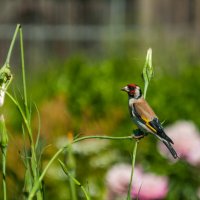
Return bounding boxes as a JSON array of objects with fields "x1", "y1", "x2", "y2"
[{"x1": 132, "y1": 129, "x2": 146, "y2": 140}]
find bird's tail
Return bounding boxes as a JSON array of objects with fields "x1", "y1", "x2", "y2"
[{"x1": 162, "y1": 140, "x2": 178, "y2": 159}]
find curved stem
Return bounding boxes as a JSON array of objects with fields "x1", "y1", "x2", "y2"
[
  {"x1": 59, "y1": 160, "x2": 90, "y2": 200},
  {"x1": 73, "y1": 135, "x2": 133, "y2": 143},
  {"x1": 5, "y1": 92, "x2": 41, "y2": 197},
  {"x1": 5, "y1": 91, "x2": 32, "y2": 140},
  {"x1": 28, "y1": 135, "x2": 133, "y2": 200},
  {"x1": 18, "y1": 27, "x2": 43, "y2": 199}
]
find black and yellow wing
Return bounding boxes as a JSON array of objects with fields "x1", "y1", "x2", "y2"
[{"x1": 132, "y1": 99, "x2": 178, "y2": 158}]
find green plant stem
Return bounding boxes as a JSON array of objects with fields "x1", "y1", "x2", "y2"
[
  {"x1": 7, "y1": 93, "x2": 42, "y2": 199},
  {"x1": 126, "y1": 141, "x2": 138, "y2": 200},
  {"x1": 69, "y1": 171, "x2": 77, "y2": 200},
  {"x1": 80, "y1": 184, "x2": 90, "y2": 200},
  {"x1": 34, "y1": 104, "x2": 41, "y2": 150},
  {"x1": 19, "y1": 26, "x2": 29, "y2": 118},
  {"x1": 6, "y1": 91, "x2": 32, "y2": 141},
  {"x1": 27, "y1": 135, "x2": 133, "y2": 200},
  {"x1": 143, "y1": 82, "x2": 148, "y2": 99},
  {"x1": 143, "y1": 80, "x2": 148, "y2": 99},
  {"x1": 19, "y1": 27, "x2": 43, "y2": 200},
  {"x1": 2, "y1": 147, "x2": 7, "y2": 200},
  {"x1": 5, "y1": 41, "x2": 42, "y2": 198},
  {"x1": 126, "y1": 48, "x2": 152, "y2": 199},
  {"x1": 67, "y1": 142, "x2": 77, "y2": 200},
  {"x1": 0, "y1": 25, "x2": 21, "y2": 200},
  {"x1": 59, "y1": 160, "x2": 90, "y2": 200},
  {"x1": 1, "y1": 24, "x2": 42, "y2": 200},
  {"x1": 5, "y1": 24, "x2": 21, "y2": 66}
]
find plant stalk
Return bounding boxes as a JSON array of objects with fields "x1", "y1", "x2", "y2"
[
  {"x1": 126, "y1": 48, "x2": 153, "y2": 199},
  {"x1": 126, "y1": 141, "x2": 138, "y2": 200},
  {"x1": 59, "y1": 160, "x2": 90, "y2": 200},
  {"x1": 0, "y1": 25, "x2": 21, "y2": 200},
  {"x1": 19, "y1": 26, "x2": 42, "y2": 199},
  {"x1": 67, "y1": 138, "x2": 77, "y2": 200},
  {"x1": 0, "y1": 115, "x2": 8, "y2": 200},
  {"x1": 19, "y1": 26, "x2": 29, "y2": 118},
  {"x1": 27, "y1": 135, "x2": 133, "y2": 200},
  {"x1": 5, "y1": 24, "x2": 21, "y2": 66},
  {"x1": 2, "y1": 147, "x2": 7, "y2": 200}
]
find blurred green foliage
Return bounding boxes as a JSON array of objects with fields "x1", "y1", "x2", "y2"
[{"x1": 1, "y1": 49, "x2": 200, "y2": 199}]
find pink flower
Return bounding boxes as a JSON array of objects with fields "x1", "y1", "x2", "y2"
[
  {"x1": 106, "y1": 164, "x2": 168, "y2": 200},
  {"x1": 106, "y1": 164, "x2": 141, "y2": 199},
  {"x1": 131, "y1": 170, "x2": 168, "y2": 200},
  {"x1": 157, "y1": 120, "x2": 200, "y2": 166},
  {"x1": 131, "y1": 172, "x2": 168, "y2": 200}
]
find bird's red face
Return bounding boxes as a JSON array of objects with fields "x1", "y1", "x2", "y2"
[{"x1": 121, "y1": 84, "x2": 142, "y2": 98}]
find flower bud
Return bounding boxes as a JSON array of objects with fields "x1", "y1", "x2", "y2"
[{"x1": 142, "y1": 48, "x2": 154, "y2": 98}]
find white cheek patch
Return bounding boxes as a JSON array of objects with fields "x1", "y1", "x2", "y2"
[
  {"x1": 134, "y1": 87, "x2": 140, "y2": 99},
  {"x1": 129, "y1": 98, "x2": 136, "y2": 107}
]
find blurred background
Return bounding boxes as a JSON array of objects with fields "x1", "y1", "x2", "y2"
[{"x1": 1, "y1": 0, "x2": 200, "y2": 199}]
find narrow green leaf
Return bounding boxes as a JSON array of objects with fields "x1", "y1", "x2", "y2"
[{"x1": 59, "y1": 160, "x2": 91, "y2": 200}]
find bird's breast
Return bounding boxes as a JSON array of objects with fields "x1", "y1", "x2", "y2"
[{"x1": 128, "y1": 98, "x2": 136, "y2": 107}]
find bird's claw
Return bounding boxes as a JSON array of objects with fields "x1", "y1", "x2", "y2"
[{"x1": 132, "y1": 129, "x2": 146, "y2": 140}]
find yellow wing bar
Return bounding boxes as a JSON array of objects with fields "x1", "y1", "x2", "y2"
[{"x1": 141, "y1": 116, "x2": 157, "y2": 133}]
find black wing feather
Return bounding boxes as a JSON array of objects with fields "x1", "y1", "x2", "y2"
[
  {"x1": 149, "y1": 118, "x2": 174, "y2": 144},
  {"x1": 163, "y1": 140, "x2": 178, "y2": 159},
  {"x1": 132, "y1": 104, "x2": 178, "y2": 159}
]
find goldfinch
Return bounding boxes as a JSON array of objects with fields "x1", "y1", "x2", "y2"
[{"x1": 121, "y1": 83, "x2": 178, "y2": 159}]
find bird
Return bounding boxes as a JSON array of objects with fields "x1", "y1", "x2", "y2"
[{"x1": 121, "y1": 83, "x2": 178, "y2": 159}]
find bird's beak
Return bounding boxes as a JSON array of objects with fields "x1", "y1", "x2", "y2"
[{"x1": 121, "y1": 86, "x2": 129, "y2": 92}]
